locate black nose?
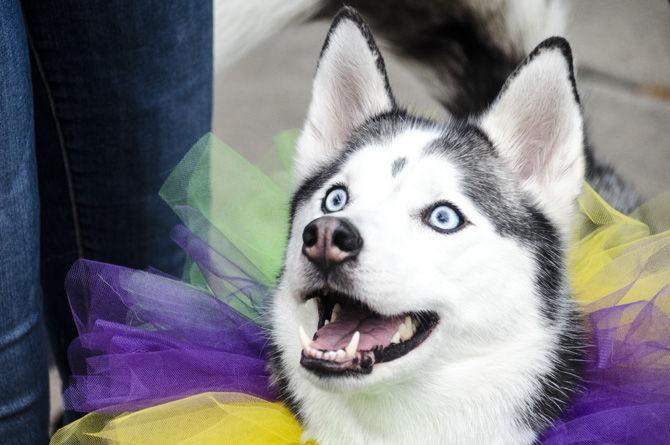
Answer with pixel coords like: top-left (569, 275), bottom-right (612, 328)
top-left (302, 216), bottom-right (362, 270)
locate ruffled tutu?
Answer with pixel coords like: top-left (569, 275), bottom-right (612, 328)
top-left (51, 134), bottom-right (670, 444)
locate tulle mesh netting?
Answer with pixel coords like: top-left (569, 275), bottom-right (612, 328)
top-left (52, 133), bottom-right (670, 444)
top-left (53, 393), bottom-right (309, 445)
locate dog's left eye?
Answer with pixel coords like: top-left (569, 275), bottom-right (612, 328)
top-left (424, 203), bottom-right (465, 233)
top-left (323, 186), bottom-right (348, 213)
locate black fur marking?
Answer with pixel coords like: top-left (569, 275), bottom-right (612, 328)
top-left (391, 157), bottom-right (407, 177)
top-left (318, 7), bottom-right (396, 108)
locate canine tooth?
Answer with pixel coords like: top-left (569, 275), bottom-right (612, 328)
top-left (335, 349), bottom-right (346, 361)
top-left (331, 304), bottom-right (341, 322)
top-left (345, 331), bottom-right (360, 358)
top-left (390, 331), bottom-right (401, 344)
top-left (299, 326), bottom-right (312, 350)
top-left (399, 321), bottom-right (413, 340)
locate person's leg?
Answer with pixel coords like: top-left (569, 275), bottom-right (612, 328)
top-left (21, 0), bottom-right (213, 386)
top-left (0, 1), bottom-right (49, 443)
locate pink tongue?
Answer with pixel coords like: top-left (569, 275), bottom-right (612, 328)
top-left (312, 306), bottom-right (404, 351)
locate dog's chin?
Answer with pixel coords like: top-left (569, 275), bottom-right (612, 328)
top-left (293, 287), bottom-right (440, 390)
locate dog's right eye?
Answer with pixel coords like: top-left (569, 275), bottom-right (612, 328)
top-left (423, 202), bottom-right (466, 233)
top-left (322, 186), bottom-right (348, 213)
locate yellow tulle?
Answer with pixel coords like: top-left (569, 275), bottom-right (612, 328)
top-left (51, 184), bottom-right (670, 445)
top-left (570, 183), bottom-right (670, 306)
top-left (50, 393), bottom-right (310, 445)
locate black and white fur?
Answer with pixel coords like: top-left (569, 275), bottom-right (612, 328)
top-left (269, 8), bottom-right (592, 444)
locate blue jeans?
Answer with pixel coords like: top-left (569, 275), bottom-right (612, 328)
top-left (0, 1), bottom-right (212, 443)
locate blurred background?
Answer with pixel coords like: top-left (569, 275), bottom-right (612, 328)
top-left (49, 0), bottom-right (669, 427)
top-left (214, 0), bottom-right (669, 198)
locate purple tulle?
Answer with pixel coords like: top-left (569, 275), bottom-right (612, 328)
top-left (540, 288), bottom-right (670, 443)
top-left (63, 256), bottom-right (274, 412)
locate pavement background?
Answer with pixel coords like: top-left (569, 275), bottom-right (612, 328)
top-left (50, 0), bottom-right (669, 431)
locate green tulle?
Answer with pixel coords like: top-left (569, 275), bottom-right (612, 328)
top-left (159, 131), bottom-right (296, 319)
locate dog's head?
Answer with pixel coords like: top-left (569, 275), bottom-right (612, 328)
top-left (271, 7), bottom-right (584, 406)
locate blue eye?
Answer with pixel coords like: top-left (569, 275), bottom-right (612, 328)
top-left (425, 203), bottom-right (465, 233)
top-left (323, 186), bottom-right (348, 213)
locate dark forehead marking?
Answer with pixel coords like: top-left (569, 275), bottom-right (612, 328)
top-left (290, 109), bottom-right (437, 220)
top-left (391, 157), bottom-right (407, 177)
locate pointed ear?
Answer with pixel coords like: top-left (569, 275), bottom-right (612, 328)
top-left (481, 37), bottom-right (585, 230)
top-left (294, 7), bottom-right (395, 182)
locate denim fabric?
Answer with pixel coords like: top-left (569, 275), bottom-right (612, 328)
top-left (0, 0), bottom-right (212, 442)
top-left (0, 2), bottom-right (49, 444)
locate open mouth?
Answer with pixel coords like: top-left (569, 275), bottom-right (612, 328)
top-left (299, 289), bottom-right (439, 376)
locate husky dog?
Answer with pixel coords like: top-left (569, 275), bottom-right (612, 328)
top-left (268, 6), bottom-right (594, 445)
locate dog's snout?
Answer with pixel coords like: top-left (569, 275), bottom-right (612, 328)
top-left (302, 216), bottom-right (362, 270)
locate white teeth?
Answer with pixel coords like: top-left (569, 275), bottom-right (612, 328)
top-left (345, 331), bottom-right (360, 358)
top-left (331, 304), bottom-right (341, 322)
top-left (305, 333), bottom-right (358, 362)
top-left (398, 323), bottom-right (410, 340)
top-left (398, 316), bottom-right (416, 341)
top-left (390, 331), bottom-right (401, 344)
top-left (324, 320), bottom-right (329, 326)
top-left (299, 325), bottom-right (313, 350)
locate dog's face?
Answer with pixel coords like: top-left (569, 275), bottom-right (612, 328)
top-left (271, 8), bottom-right (584, 433)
